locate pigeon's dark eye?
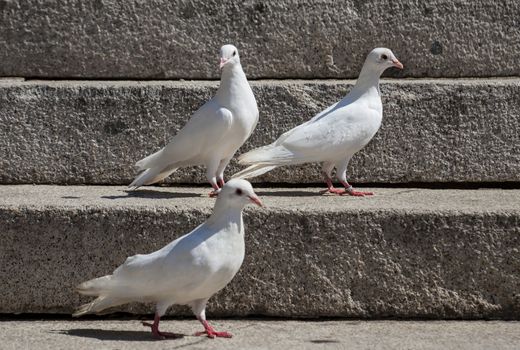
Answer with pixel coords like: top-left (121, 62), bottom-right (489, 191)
top-left (235, 188), bottom-right (243, 195)
top-left (232, 51), bottom-right (237, 57)
top-left (381, 54), bottom-right (388, 60)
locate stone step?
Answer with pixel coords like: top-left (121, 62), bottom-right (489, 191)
top-left (0, 1), bottom-right (519, 79)
top-left (1, 79), bottom-right (519, 185)
top-left (1, 185), bottom-right (518, 318)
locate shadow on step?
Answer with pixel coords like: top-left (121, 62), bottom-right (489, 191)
top-left (100, 190), bottom-right (202, 200)
top-left (56, 329), bottom-right (201, 344)
top-left (57, 328), bottom-right (154, 341)
top-left (255, 190), bottom-right (322, 197)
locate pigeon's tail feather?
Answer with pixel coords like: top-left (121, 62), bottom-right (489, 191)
top-left (128, 165), bottom-right (178, 189)
top-left (74, 275), bottom-right (130, 317)
top-left (148, 166), bottom-right (178, 184)
top-left (73, 296), bottom-right (126, 317)
top-left (135, 150), bottom-right (162, 171)
top-left (238, 144), bottom-right (294, 165)
top-left (232, 164), bottom-right (278, 179)
top-left (238, 146), bottom-right (274, 165)
top-left (129, 168), bottom-right (156, 189)
top-left (76, 275), bottom-right (114, 297)
top-left (233, 144), bottom-right (297, 179)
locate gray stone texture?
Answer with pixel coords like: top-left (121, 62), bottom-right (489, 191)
top-left (0, 0), bottom-right (519, 79)
top-left (1, 79), bottom-right (519, 185)
top-left (1, 185), bottom-right (519, 318)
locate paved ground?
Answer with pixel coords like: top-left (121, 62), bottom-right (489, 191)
top-left (1, 319), bottom-right (519, 350)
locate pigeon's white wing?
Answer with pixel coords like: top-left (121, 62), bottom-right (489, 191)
top-left (306, 101), bottom-right (341, 123)
top-left (137, 100), bottom-right (233, 170)
top-left (277, 102), bottom-right (376, 159)
top-left (161, 101), bottom-right (233, 162)
top-left (237, 101), bottom-right (368, 168)
top-left (106, 247), bottom-right (185, 298)
top-left (111, 220), bottom-right (238, 300)
top-left (272, 101), bottom-right (340, 146)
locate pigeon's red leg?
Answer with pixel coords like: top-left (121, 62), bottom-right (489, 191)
top-left (207, 161), bottom-right (222, 197)
top-left (215, 157), bottom-right (231, 189)
top-left (195, 318), bottom-right (232, 338)
top-left (208, 181), bottom-right (221, 198)
top-left (320, 174), bottom-right (347, 195)
top-left (142, 313), bottom-right (181, 339)
top-left (340, 180), bottom-right (374, 197)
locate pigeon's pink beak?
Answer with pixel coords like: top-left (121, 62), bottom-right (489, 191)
top-left (248, 195), bottom-right (263, 207)
top-left (392, 59), bottom-right (404, 69)
top-left (219, 58), bottom-right (228, 69)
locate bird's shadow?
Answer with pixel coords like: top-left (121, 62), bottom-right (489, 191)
top-left (101, 189), bottom-right (203, 200)
top-left (56, 329), bottom-right (210, 348)
top-left (57, 328), bottom-right (156, 342)
top-left (255, 190), bottom-right (323, 197)
top-left (309, 339), bottom-right (341, 344)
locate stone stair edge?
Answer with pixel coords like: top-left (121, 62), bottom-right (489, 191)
top-left (1, 77), bottom-right (520, 87)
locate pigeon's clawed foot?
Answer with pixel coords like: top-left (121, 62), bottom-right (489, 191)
top-left (209, 188), bottom-right (221, 197)
top-left (209, 181), bottom-right (222, 197)
top-left (210, 177), bottom-right (226, 197)
top-left (345, 189), bottom-right (374, 197)
top-left (321, 187), bottom-right (347, 195)
top-left (195, 329), bottom-right (233, 338)
top-left (341, 182), bottom-right (374, 197)
top-left (195, 320), bottom-right (233, 339)
top-left (322, 178), bottom-right (348, 195)
top-left (142, 317), bottom-right (183, 340)
top-left (322, 179), bottom-right (374, 197)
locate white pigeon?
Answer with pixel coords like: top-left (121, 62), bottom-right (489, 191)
top-left (233, 48), bottom-right (403, 196)
top-left (129, 44), bottom-right (259, 196)
top-left (73, 179), bottom-right (263, 339)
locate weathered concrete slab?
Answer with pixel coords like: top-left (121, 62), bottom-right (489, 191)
top-left (0, 1), bottom-right (519, 79)
top-left (1, 320), bottom-right (519, 350)
top-left (1, 185), bottom-right (519, 318)
top-left (1, 79), bottom-right (519, 184)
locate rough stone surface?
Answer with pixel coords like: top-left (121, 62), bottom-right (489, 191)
top-left (1, 185), bottom-right (519, 318)
top-left (0, 1), bottom-right (519, 79)
top-left (1, 79), bottom-right (519, 185)
top-left (1, 320), bottom-right (519, 350)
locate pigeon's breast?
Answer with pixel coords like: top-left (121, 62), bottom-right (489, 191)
top-left (234, 107), bottom-right (259, 139)
top-left (354, 108), bottom-right (382, 147)
top-left (217, 99), bottom-right (259, 154)
top-left (175, 227), bottom-right (246, 303)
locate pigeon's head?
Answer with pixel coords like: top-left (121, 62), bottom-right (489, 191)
top-left (365, 48), bottom-right (403, 72)
top-left (218, 179), bottom-right (263, 208)
top-left (219, 44), bottom-right (240, 69)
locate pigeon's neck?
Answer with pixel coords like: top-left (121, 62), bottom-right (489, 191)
top-left (216, 64), bottom-right (250, 103)
top-left (207, 203), bottom-right (244, 233)
top-left (349, 65), bottom-right (384, 100)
